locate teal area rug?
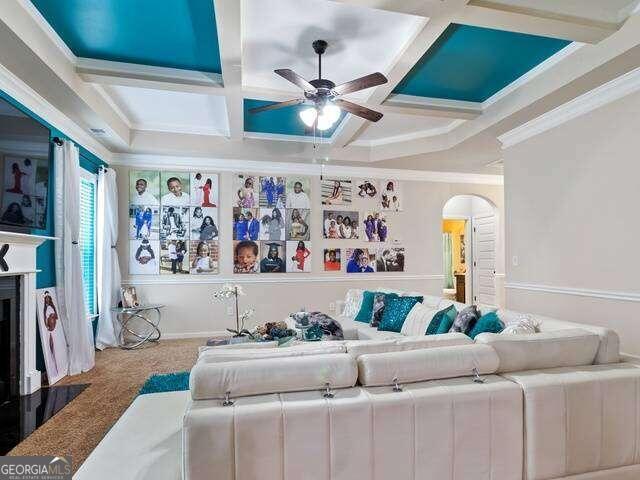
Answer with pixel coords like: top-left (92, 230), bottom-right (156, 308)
top-left (139, 371), bottom-right (190, 395)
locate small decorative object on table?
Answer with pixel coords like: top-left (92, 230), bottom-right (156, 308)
top-left (212, 284), bottom-right (255, 343)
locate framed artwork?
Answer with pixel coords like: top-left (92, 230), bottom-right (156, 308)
top-left (259, 241), bottom-right (286, 273)
top-left (362, 211), bottom-right (388, 242)
top-left (160, 239), bottom-right (189, 275)
top-left (190, 172), bottom-right (218, 207)
top-left (120, 286), bottom-right (139, 308)
top-left (35, 288), bottom-right (69, 385)
top-left (285, 177), bottom-right (311, 209)
top-left (130, 170), bottom-right (160, 206)
top-left (258, 207), bottom-right (285, 241)
top-left (259, 176), bottom-right (286, 208)
top-left (376, 247), bottom-right (405, 272)
top-left (286, 208), bottom-right (310, 241)
top-left (345, 248), bottom-right (376, 273)
top-left (321, 177), bottom-right (351, 205)
top-left (380, 179), bottom-right (401, 211)
top-left (234, 174), bottom-right (258, 208)
top-left (323, 210), bottom-right (359, 239)
top-left (190, 206), bottom-right (218, 241)
top-left (129, 238), bottom-right (159, 275)
top-left (233, 207), bottom-right (259, 241)
top-left (129, 205), bottom-right (159, 240)
top-left (233, 240), bottom-right (260, 274)
top-left (287, 241), bottom-right (312, 273)
top-left (160, 206), bottom-right (189, 241)
top-left (189, 240), bottom-right (219, 274)
top-left (323, 248), bottom-right (341, 271)
top-left (160, 171), bottom-right (190, 206)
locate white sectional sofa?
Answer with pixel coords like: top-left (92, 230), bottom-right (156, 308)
top-left (182, 289), bottom-right (638, 480)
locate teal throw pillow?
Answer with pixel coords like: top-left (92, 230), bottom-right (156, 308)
top-left (378, 296), bottom-right (423, 333)
top-left (354, 291), bottom-right (377, 323)
top-left (467, 311), bottom-right (504, 339)
top-left (435, 305), bottom-right (458, 334)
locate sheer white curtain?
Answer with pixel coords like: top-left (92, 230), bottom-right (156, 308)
top-left (54, 140), bottom-right (95, 374)
top-left (96, 167), bottom-right (121, 349)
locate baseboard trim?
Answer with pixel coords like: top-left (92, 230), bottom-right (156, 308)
top-left (162, 330), bottom-right (228, 340)
top-left (123, 274), bottom-right (445, 286)
top-left (506, 282), bottom-right (640, 303)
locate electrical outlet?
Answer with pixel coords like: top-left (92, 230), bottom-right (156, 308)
top-left (226, 306), bottom-right (234, 316)
top-left (329, 302), bottom-right (336, 312)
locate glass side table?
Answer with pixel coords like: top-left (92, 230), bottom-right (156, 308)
top-left (111, 304), bottom-right (163, 349)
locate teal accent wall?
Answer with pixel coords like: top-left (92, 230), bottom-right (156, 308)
top-left (393, 24), bottom-right (570, 102)
top-left (0, 89), bottom-right (107, 370)
top-left (244, 99), bottom-right (347, 138)
top-left (30, 0), bottom-right (222, 74)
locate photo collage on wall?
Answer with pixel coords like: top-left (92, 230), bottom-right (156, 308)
top-left (0, 155), bottom-right (49, 229)
top-left (322, 176), bottom-right (405, 273)
top-left (129, 170), bottom-right (219, 275)
top-left (233, 174), bottom-right (312, 273)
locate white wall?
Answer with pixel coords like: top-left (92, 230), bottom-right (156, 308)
top-left (114, 161), bottom-right (503, 337)
top-left (504, 88), bottom-right (640, 355)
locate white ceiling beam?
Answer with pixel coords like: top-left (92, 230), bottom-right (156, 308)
top-left (76, 57), bottom-right (224, 94)
top-left (214, 0), bottom-right (243, 141)
top-left (457, 1), bottom-right (620, 44)
top-left (331, 0), bottom-right (472, 148)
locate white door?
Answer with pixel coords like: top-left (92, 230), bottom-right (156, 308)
top-left (472, 214), bottom-right (496, 306)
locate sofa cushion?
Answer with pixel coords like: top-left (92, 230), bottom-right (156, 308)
top-left (357, 344), bottom-right (499, 386)
top-left (345, 333), bottom-right (472, 358)
top-left (198, 343), bottom-right (347, 363)
top-left (190, 353), bottom-right (357, 400)
top-left (400, 302), bottom-right (439, 336)
top-left (475, 328), bottom-right (600, 373)
top-left (378, 296), bottom-right (423, 333)
top-left (426, 304), bottom-right (456, 335)
top-left (468, 311), bottom-right (504, 339)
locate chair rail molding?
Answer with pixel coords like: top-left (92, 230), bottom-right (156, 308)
top-left (498, 66), bottom-right (640, 149)
top-left (506, 281), bottom-right (640, 303)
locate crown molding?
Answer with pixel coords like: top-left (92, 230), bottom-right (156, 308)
top-left (110, 153), bottom-right (504, 185)
top-left (506, 281), bottom-right (640, 303)
top-left (498, 66), bottom-right (640, 149)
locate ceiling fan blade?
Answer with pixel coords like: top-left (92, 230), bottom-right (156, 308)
top-left (332, 72), bottom-right (388, 96)
top-left (248, 98), bottom-right (305, 114)
top-left (274, 69), bottom-right (317, 92)
top-left (334, 99), bottom-right (383, 122)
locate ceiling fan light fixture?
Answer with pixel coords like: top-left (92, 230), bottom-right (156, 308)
top-left (299, 107), bottom-right (317, 127)
top-left (322, 103), bottom-right (341, 124)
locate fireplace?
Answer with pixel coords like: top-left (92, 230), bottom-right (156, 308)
top-left (0, 276), bottom-right (20, 402)
top-left (0, 231), bottom-right (56, 396)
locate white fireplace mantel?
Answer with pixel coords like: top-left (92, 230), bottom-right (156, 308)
top-left (0, 231), bottom-right (58, 395)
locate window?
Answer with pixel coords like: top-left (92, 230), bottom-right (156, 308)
top-left (79, 171), bottom-right (97, 317)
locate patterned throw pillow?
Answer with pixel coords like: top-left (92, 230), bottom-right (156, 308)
top-left (449, 305), bottom-right (480, 334)
top-left (378, 296), bottom-right (423, 333)
top-left (426, 304), bottom-right (457, 335)
top-left (369, 293), bottom-right (387, 328)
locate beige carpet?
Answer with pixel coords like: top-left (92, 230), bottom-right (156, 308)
top-left (8, 338), bottom-right (204, 473)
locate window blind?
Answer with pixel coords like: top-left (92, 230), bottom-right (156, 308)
top-left (79, 176), bottom-right (96, 316)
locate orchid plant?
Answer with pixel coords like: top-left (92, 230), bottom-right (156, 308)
top-left (213, 284), bottom-right (255, 337)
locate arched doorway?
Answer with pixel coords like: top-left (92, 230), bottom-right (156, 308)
top-left (442, 195), bottom-right (499, 307)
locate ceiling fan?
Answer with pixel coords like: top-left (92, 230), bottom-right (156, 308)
top-left (248, 39), bottom-right (387, 131)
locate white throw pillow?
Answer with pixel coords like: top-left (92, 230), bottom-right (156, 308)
top-left (500, 314), bottom-right (541, 334)
top-left (400, 302), bottom-right (439, 336)
top-left (342, 289), bottom-right (364, 318)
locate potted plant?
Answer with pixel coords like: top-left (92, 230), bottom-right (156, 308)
top-left (213, 284), bottom-right (255, 343)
